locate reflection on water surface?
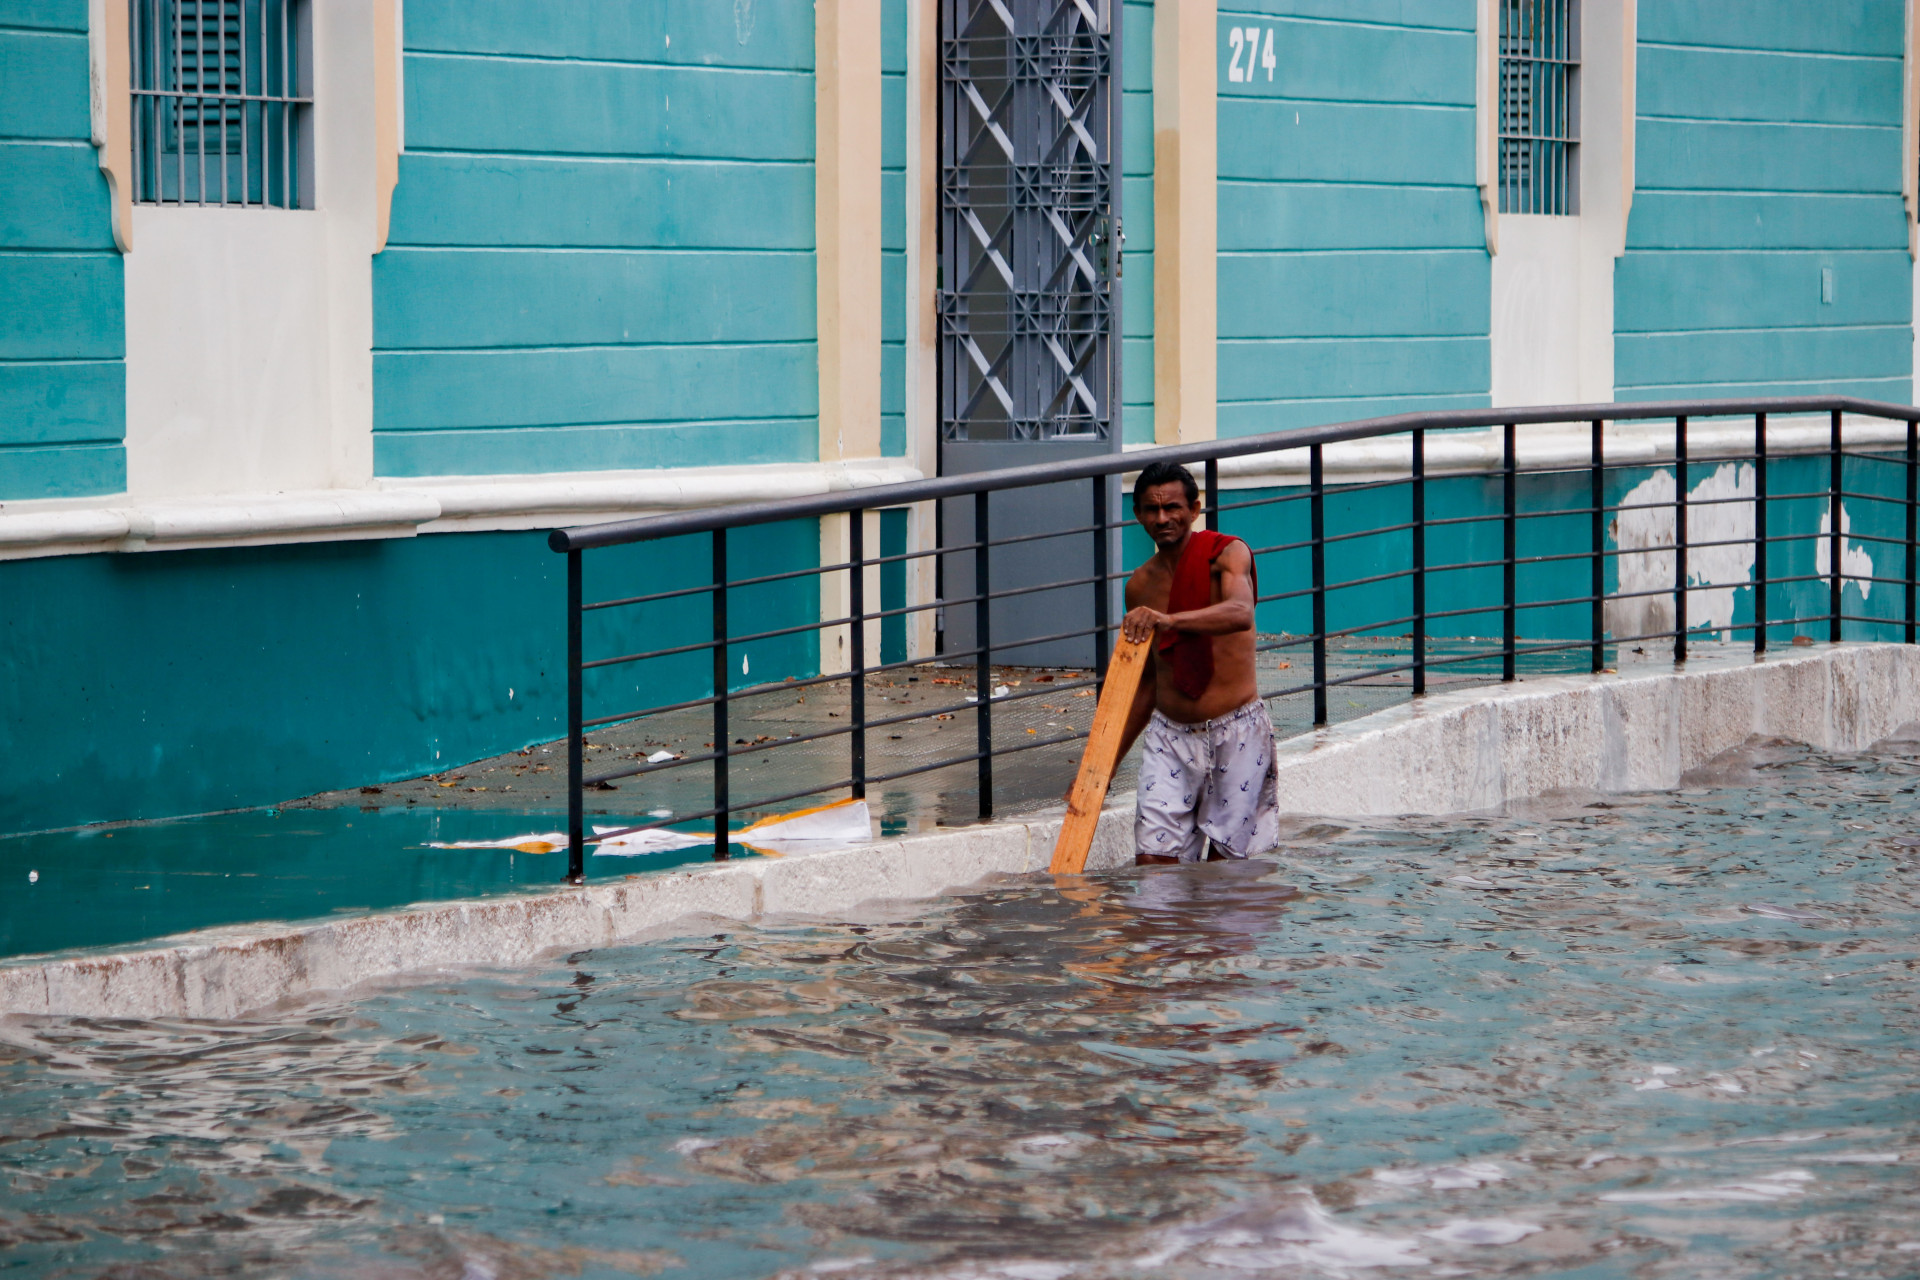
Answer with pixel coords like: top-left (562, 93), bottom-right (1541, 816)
top-left (5, 736), bottom-right (1920, 1278)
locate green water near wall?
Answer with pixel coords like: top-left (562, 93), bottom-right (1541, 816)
top-left (0, 523), bottom-right (820, 837)
top-left (0, 807), bottom-right (743, 962)
top-left (4, 738), bottom-right (1920, 1277)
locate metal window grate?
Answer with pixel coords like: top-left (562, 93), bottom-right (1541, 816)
top-left (1499, 0), bottom-right (1577, 215)
top-left (130, 0), bottom-right (310, 209)
top-left (939, 0), bottom-right (1118, 442)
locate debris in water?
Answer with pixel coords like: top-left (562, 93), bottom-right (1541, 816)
top-left (1424, 1219), bottom-right (1540, 1245)
top-left (1601, 1169), bottom-right (1813, 1203)
top-left (1374, 1161), bottom-right (1507, 1191)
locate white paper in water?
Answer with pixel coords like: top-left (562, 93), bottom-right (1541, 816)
top-left (594, 798), bottom-right (873, 857)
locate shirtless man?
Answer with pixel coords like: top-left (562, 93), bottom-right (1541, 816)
top-left (1115, 460), bottom-right (1279, 865)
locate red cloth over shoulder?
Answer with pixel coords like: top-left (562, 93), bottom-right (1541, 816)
top-left (1158, 529), bottom-right (1252, 700)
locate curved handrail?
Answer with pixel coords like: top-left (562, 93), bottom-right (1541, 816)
top-left (549, 395), bottom-right (1920, 552)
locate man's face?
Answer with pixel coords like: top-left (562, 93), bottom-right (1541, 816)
top-left (1135, 481), bottom-right (1198, 550)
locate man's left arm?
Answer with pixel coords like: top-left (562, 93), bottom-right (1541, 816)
top-left (1167, 540), bottom-right (1255, 636)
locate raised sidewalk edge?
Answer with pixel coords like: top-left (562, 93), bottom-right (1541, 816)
top-left (6, 642), bottom-right (1916, 1020)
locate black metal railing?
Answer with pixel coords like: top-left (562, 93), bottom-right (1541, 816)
top-left (548, 396), bottom-right (1920, 881)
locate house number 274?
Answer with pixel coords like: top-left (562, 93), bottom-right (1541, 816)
top-left (1227, 26), bottom-right (1276, 82)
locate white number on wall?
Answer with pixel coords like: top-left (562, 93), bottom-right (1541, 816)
top-left (1226, 25), bottom-right (1277, 83)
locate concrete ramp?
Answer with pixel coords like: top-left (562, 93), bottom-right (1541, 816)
top-left (6, 642), bottom-right (1916, 1020)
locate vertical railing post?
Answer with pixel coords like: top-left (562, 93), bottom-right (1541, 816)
top-left (711, 529), bottom-right (729, 861)
top-left (1411, 428), bottom-right (1426, 696)
top-left (1590, 418), bottom-right (1605, 672)
top-left (566, 549), bottom-right (584, 884)
top-left (1205, 458), bottom-right (1220, 533)
top-left (1906, 418), bottom-right (1917, 645)
top-left (1674, 415), bottom-right (1688, 664)
top-left (1829, 408), bottom-right (1844, 644)
top-left (1310, 443), bottom-right (1327, 725)
top-left (1754, 413), bottom-right (1769, 654)
top-left (1502, 422), bottom-right (1516, 682)
top-left (1092, 475), bottom-right (1111, 685)
top-left (974, 490), bottom-right (993, 819)
top-left (848, 511), bottom-right (867, 800)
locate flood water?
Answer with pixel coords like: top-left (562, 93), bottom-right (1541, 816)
top-left (4, 735), bottom-right (1920, 1278)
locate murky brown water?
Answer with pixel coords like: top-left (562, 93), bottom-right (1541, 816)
top-left (5, 735), bottom-right (1920, 1278)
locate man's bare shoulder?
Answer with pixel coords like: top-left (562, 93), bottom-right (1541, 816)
top-left (1213, 537), bottom-right (1253, 574)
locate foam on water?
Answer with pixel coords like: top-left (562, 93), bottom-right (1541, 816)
top-left (4, 735), bottom-right (1920, 1277)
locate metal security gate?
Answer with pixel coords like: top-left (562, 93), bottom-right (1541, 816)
top-left (939, 0), bottom-right (1121, 666)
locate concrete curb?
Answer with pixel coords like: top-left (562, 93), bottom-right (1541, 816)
top-left (6, 642), bottom-right (1916, 1020)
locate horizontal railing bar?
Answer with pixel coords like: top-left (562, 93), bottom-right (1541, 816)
top-left (586, 678), bottom-right (1048, 784)
top-left (866, 729), bottom-right (1090, 784)
top-left (1831, 530), bottom-right (1917, 551)
top-left (1209, 489), bottom-right (1315, 515)
top-left (580, 646), bottom-right (1030, 729)
top-left (604, 726), bottom-right (1098, 826)
top-left (1835, 573), bottom-right (1920, 588)
top-left (1830, 488), bottom-right (1917, 508)
top-left (588, 540), bottom-right (977, 613)
top-left (586, 555), bottom-right (1145, 672)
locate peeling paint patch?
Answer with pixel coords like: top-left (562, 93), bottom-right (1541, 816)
top-left (1610, 464), bottom-right (1756, 641)
top-left (1814, 506), bottom-right (1875, 599)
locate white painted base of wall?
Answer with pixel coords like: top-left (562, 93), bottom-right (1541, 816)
top-left (6, 642), bottom-right (1915, 1019)
top-left (0, 460), bottom-right (924, 559)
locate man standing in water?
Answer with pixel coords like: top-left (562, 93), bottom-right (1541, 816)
top-left (1116, 460), bottom-right (1279, 864)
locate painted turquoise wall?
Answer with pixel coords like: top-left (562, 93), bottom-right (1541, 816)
top-left (1122, 0), bottom-right (1155, 445)
top-left (372, 2), bottom-right (819, 477)
top-left (1619, 0), bottom-right (1912, 402)
top-left (0, 524), bottom-right (820, 836)
top-left (881, 0), bottom-right (908, 457)
top-left (1213, 1), bottom-right (1490, 439)
top-left (0, 0), bottom-right (126, 499)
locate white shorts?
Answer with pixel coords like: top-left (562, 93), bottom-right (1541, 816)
top-left (1135, 699), bottom-right (1280, 862)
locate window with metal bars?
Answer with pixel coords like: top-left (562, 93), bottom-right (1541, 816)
top-left (1499, 0), bottom-right (1577, 215)
top-left (130, 0), bottom-right (311, 208)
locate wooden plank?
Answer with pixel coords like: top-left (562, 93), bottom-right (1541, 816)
top-left (1049, 633), bottom-right (1150, 874)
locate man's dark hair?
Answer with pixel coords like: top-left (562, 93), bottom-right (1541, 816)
top-left (1133, 460), bottom-right (1199, 508)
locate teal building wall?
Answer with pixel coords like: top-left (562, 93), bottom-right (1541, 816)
top-left (1618, 0), bottom-right (1912, 402)
top-left (372, 1), bottom-right (821, 476)
top-left (1214, 1), bottom-right (1490, 439)
top-left (0, 0), bottom-right (126, 498)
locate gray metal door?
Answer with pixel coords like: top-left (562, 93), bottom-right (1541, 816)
top-left (939, 0), bottom-right (1121, 668)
